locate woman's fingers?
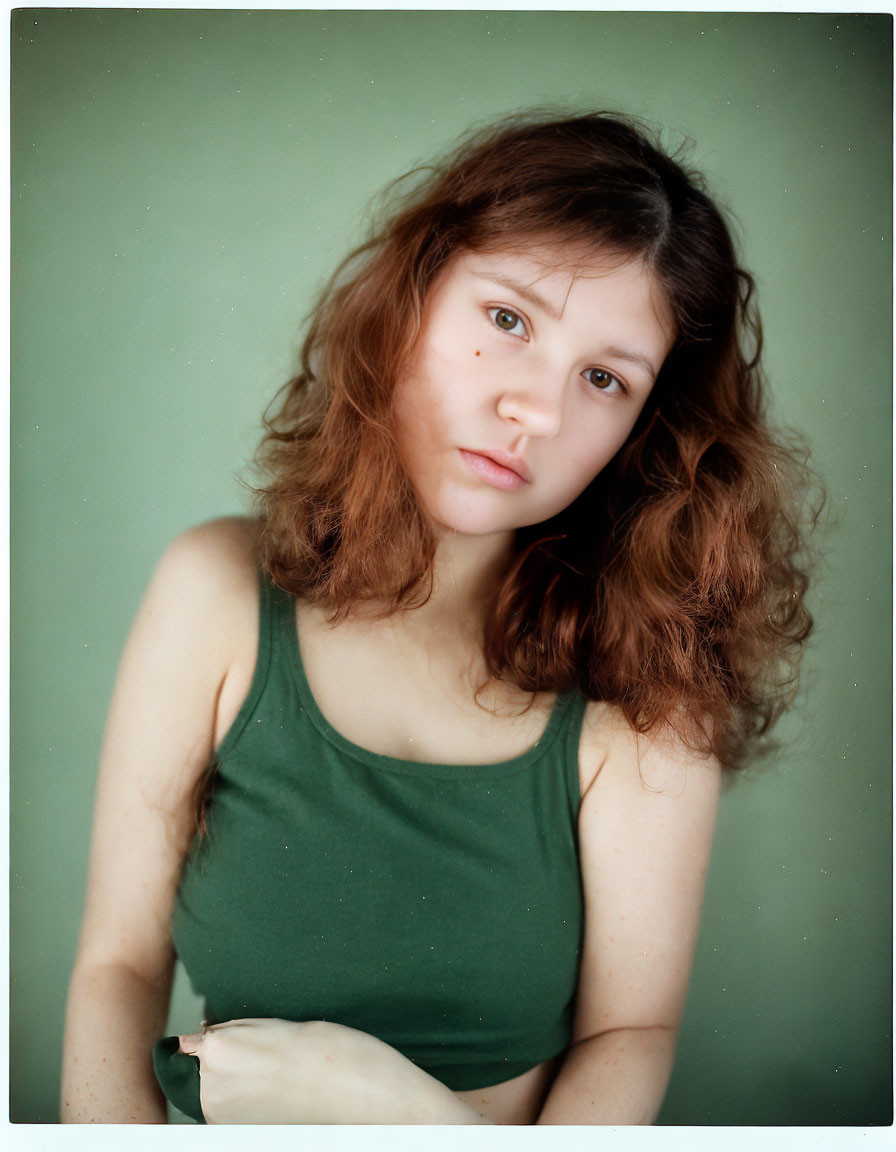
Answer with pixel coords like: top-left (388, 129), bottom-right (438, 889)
top-left (179, 1017), bottom-right (262, 1055)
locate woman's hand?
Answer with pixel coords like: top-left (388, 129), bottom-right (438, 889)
top-left (178, 1018), bottom-right (491, 1125)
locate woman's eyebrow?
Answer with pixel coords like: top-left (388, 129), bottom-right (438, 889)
top-left (472, 272), bottom-right (563, 321)
top-left (474, 271), bottom-right (660, 383)
top-left (601, 345), bottom-right (661, 384)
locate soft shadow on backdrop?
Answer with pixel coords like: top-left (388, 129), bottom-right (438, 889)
top-left (11, 8), bottom-right (892, 1125)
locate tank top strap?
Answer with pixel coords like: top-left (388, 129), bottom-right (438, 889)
top-left (260, 567), bottom-right (298, 626)
top-left (551, 688), bottom-right (587, 830)
top-left (213, 569), bottom-right (295, 763)
top-left (258, 568), bottom-right (303, 681)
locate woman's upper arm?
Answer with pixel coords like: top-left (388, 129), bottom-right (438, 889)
top-left (73, 517), bottom-right (259, 985)
top-left (572, 706), bottom-right (723, 1043)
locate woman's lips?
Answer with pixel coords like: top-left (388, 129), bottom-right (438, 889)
top-left (459, 449), bottom-right (530, 491)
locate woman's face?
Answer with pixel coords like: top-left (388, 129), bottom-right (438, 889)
top-left (393, 243), bottom-right (675, 542)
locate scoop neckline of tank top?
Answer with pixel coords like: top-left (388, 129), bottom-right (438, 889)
top-left (282, 599), bottom-right (580, 779)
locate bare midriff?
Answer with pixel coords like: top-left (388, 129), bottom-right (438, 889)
top-left (454, 1055), bottom-right (560, 1124)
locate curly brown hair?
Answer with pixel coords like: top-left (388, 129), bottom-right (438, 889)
top-left (255, 111), bottom-right (817, 769)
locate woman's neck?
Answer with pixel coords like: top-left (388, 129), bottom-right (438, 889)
top-left (324, 528), bottom-right (521, 705)
top-left (394, 527), bottom-right (513, 642)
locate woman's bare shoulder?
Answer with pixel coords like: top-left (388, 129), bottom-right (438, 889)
top-left (578, 699), bottom-right (721, 800)
top-left (157, 515), bottom-right (261, 592)
top-left (130, 516), bottom-right (262, 698)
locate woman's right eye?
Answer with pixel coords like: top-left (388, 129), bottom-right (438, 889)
top-left (488, 307), bottom-right (527, 338)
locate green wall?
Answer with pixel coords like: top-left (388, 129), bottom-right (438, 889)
top-left (11, 9), bottom-right (892, 1126)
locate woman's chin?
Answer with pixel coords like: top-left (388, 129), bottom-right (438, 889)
top-left (427, 509), bottom-right (518, 548)
top-left (418, 485), bottom-right (565, 547)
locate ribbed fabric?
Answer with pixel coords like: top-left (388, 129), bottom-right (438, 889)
top-left (154, 574), bottom-right (586, 1121)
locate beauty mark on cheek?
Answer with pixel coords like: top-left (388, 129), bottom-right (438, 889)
top-left (475, 350), bottom-right (481, 357)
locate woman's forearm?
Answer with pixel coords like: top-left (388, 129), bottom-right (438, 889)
top-left (61, 960), bottom-right (172, 1123)
top-left (536, 1026), bottom-right (678, 1125)
top-left (402, 1026), bottom-right (677, 1126)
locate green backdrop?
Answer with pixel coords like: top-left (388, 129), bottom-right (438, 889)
top-left (11, 8), bottom-right (892, 1126)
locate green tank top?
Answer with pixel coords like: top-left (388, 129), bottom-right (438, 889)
top-left (153, 574), bottom-right (586, 1121)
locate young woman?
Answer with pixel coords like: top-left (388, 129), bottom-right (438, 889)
top-left (61, 112), bottom-right (813, 1125)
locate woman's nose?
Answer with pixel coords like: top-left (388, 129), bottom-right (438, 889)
top-left (495, 379), bottom-right (564, 439)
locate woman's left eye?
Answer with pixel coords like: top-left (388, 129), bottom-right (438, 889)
top-left (488, 307), bottom-right (527, 337)
top-left (583, 368), bottom-right (626, 395)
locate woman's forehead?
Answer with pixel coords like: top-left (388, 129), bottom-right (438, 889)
top-left (466, 235), bottom-right (614, 269)
top-left (448, 243), bottom-right (675, 337)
